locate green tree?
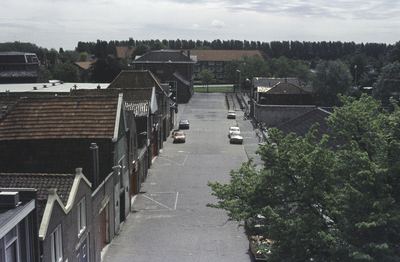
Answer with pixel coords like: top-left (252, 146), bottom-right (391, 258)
top-left (372, 61), bottom-right (400, 105)
top-left (131, 44), bottom-right (151, 58)
top-left (242, 55), bottom-right (271, 83)
top-left (311, 60), bottom-right (352, 106)
top-left (198, 69), bottom-right (214, 92)
top-left (388, 41), bottom-right (400, 63)
top-left (50, 62), bottom-right (80, 82)
top-left (58, 50), bottom-right (79, 63)
top-left (78, 52), bottom-right (88, 62)
top-left (90, 57), bottom-right (122, 83)
top-left (208, 94), bottom-right (400, 261)
top-left (150, 40), bottom-right (168, 51)
top-left (224, 59), bottom-right (241, 89)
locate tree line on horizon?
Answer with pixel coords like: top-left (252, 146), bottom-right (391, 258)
top-left (76, 38), bottom-right (391, 61)
top-left (0, 38), bottom-right (392, 61)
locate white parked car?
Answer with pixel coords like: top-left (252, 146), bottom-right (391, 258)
top-left (228, 126), bottom-right (240, 137)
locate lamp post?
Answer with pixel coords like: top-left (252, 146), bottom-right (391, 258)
top-left (354, 65), bottom-right (357, 87)
top-left (237, 70), bottom-right (242, 93)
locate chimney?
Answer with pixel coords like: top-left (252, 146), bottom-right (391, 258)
top-left (0, 191), bottom-right (19, 208)
top-left (90, 143), bottom-right (99, 188)
top-left (188, 50), bottom-right (190, 59)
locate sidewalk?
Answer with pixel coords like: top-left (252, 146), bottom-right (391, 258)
top-left (232, 95), bottom-right (264, 170)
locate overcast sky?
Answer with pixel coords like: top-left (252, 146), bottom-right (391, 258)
top-left (1, 0), bottom-right (400, 51)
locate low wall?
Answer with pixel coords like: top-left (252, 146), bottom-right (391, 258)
top-left (253, 101), bottom-right (315, 128)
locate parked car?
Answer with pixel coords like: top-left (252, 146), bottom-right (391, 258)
top-left (230, 131), bottom-right (243, 144)
top-left (179, 120), bottom-right (190, 129)
top-left (249, 235), bottom-right (274, 261)
top-left (227, 110), bottom-right (236, 119)
top-left (228, 126), bottom-right (240, 137)
top-left (173, 131), bottom-right (186, 143)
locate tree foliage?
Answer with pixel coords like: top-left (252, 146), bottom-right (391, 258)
top-left (311, 60), bottom-right (352, 106)
top-left (208, 94), bottom-right (400, 262)
top-left (90, 58), bottom-right (122, 83)
top-left (50, 62), bottom-right (80, 82)
top-left (372, 61), bottom-right (400, 105)
top-left (198, 69), bottom-right (214, 92)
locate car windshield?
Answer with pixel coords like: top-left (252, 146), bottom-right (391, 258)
top-left (231, 132), bottom-right (242, 137)
top-left (175, 132), bottom-right (184, 136)
top-left (230, 127), bottom-right (239, 132)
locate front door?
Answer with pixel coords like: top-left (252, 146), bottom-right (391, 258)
top-left (76, 237), bottom-right (88, 262)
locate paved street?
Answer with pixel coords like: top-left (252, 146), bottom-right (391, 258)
top-left (102, 93), bottom-right (263, 262)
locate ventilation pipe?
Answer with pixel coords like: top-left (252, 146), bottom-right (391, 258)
top-left (90, 143), bottom-right (99, 188)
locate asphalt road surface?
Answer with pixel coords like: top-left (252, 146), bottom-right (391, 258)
top-left (102, 93), bottom-right (262, 262)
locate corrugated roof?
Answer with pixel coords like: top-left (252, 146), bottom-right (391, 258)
top-left (181, 50), bottom-right (262, 61)
top-left (260, 82), bottom-right (309, 95)
top-left (0, 82), bottom-right (109, 93)
top-left (133, 50), bottom-right (194, 63)
top-left (0, 96), bottom-right (119, 140)
top-left (253, 77), bottom-right (301, 87)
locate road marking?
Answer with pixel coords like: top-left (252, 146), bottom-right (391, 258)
top-left (174, 192), bottom-right (179, 210)
top-left (143, 194), bottom-right (173, 210)
top-left (159, 155), bottom-right (188, 166)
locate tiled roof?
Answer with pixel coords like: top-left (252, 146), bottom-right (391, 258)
top-left (253, 77), bottom-right (301, 87)
top-left (74, 59), bottom-right (97, 70)
top-left (181, 50), bottom-right (262, 61)
top-left (108, 70), bottom-right (167, 97)
top-left (0, 172), bottom-right (75, 220)
top-left (133, 50), bottom-right (194, 63)
top-left (0, 71), bottom-right (38, 78)
top-left (274, 108), bottom-right (337, 148)
top-left (116, 46), bottom-right (135, 59)
top-left (0, 95), bottom-right (20, 116)
top-left (0, 96), bottom-right (119, 141)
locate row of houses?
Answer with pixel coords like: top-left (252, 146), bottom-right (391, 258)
top-left (0, 68), bottom-right (180, 262)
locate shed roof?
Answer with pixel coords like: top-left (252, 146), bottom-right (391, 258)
top-left (274, 107), bottom-right (337, 148)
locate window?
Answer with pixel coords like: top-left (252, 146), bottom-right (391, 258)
top-left (208, 61), bottom-right (215, 66)
top-left (78, 198), bottom-right (86, 236)
top-left (51, 225), bottom-right (63, 262)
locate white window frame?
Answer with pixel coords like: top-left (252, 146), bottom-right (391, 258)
top-left (78, 198), bottom-right (87, 236)
top-left (50, 225), bottom-right (63, 262)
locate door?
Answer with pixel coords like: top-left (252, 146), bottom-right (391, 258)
top-left (114, 183), bottom-right (120, 233)
top-left (76, 237), bottom-right (88, 262)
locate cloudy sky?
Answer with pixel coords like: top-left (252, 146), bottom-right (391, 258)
top-left (1, 0), bottom-right (400, 51)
